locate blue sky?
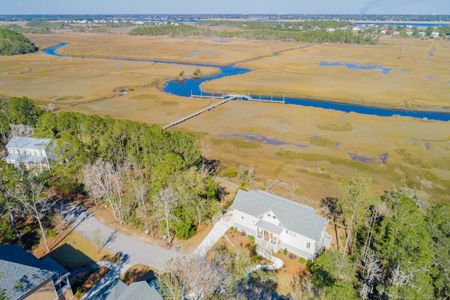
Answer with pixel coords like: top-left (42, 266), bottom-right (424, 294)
top-left (1, 0), bottom-right (449, 15)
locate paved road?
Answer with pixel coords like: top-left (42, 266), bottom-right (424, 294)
top-left (194, 215), bottom-right (233, 257)
top-left (60, 204), bottom-right (179, 271)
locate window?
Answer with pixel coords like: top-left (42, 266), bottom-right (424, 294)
top-left (241, 216), bottom-right (244, 220)
top-left (306, 242), bottom-right (311, 249)
top-left (272, 215), bottom-right (276, 219)
top-left (267, 213), bottom-right (271, 217)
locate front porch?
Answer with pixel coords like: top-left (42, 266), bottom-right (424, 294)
top-left (256, 220), bottom-right (282, 256)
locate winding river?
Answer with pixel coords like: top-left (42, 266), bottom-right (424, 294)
top-left (44, 42), bottom-right (450, 122)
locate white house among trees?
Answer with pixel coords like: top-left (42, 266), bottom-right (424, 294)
top-left (230, 190), bottom-right (331, 259)
top-left (5, 136), bottom-right (52, 170)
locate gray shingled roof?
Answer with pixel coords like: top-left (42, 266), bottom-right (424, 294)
top-left (40, 256), bottom-right (70, 278)
top-left (6, 136), bottom-right (51, 151)
top-left (118, 282), bottom-right (162, 300)
top-left (6, 153), bottom-right (47, 164)
top-left (255, 220), bottom-right (283, 235)
top-left (231, 190), bottom-right (328, 241)
top-left (104, 280), bottom-right (162, 300)
top-left (0, 245), bottom-right (55, 300)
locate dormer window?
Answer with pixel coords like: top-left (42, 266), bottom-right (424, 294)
top-left (267, 213), bottom-right (271, 217)
top-left (272, 216), bottom-right (276, 219)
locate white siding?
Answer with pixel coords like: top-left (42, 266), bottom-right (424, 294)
top-left (261, 211), bottom-right (281, 226)
top-left (279, 229), bottom-right (317, 258)
top-left (231, 209), bottom-right (258, 236)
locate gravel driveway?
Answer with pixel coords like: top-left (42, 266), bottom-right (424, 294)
top-left (60, 204), bottom-right (179, 271)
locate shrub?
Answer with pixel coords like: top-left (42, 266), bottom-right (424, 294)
top-left (283, 248), bottom-right (288, 255)
top-left (74, 287), bottom-right (84, 298)
top-left (47, 229), bottom-right (57, 238)
top-left (299, 257), bottom-right (306, 264)
top-left (223, 167), bottom-right (238, 178)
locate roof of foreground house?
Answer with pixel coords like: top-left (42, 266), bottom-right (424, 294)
top-left (6, 136), bottom-right (51, 150)
top-left (0, 245), bottom-right (55, 300)
top-left (104, 280), bottom-right (162, 300)
top-left (231, 190), bottom-right (329, 241)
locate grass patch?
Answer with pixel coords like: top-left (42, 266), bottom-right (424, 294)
top-left (50, 231), bottom-right (110, 271)
top-left (120, 264), bottom-right (156, 284)
top-left (155, 100), bottom-right (178, 106)
top-left (222, 167), bottom-right (238, 178)
top-left (129, 94), bottom-right (161, 100)
top-left (316, 121), bottom-right (353, 132)
top-left (229, 138), bottom-right (261, 149)
top-left (395, 148), bottom-right (428, 168)
top-left (47, 229), bottom-right (57, 238)
top-left (55, 95), bottom-right (84, 101)
top-left (276, 150), bottom-right (379, 174)
top-left (295, 168), bottom-right (332, 180)
top-left (310, 137), bottom-right (337, 148)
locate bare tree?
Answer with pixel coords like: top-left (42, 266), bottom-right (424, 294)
top-left (83, 160), bottom-right (125, 223)
top-left (153, 187), bottom-right (178, 245)
top-left (132, 179), bottom-right (151, 233)
top-left (289, 273), bottom-right (316, 300)
top-left (160, 256), bottom-right (227, 300)
top-left (389, 266), bottom-right (414, 288)
top-left (359, 252), bottom-right (384, 300)
top-left (14, 178), bottom-right (55, 253)
top-left (9, 124), bottom-right (34, 137)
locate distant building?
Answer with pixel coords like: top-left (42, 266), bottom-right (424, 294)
top-left (419, 31), bottom-right (427, 37)
top-left (5, 136), bottom-right (52, 170)
top-left (392, 30), bottom-right (401, 36)
top-left (326, 28), bottom-right (336, 33)
top-left (0, 244), bottom-right (72, 300)
top-left (431, 31), bottom-right (440, 38)
top-left (230, 190), bottom-right (331, 259)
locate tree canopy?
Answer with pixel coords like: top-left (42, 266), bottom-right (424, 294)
top-left (0, 28), bottom-right (37, 55)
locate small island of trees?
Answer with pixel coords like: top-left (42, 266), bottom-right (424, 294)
top-left (0, 28), bottom-right (37, 55)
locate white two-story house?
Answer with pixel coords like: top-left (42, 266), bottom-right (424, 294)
top-left (5, 136), bottom-right (52, 170)
top-left (230, 189), bottom-right (331, 259)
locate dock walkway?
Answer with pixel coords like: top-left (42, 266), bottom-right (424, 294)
top-left (163, 98), bottom-right (231, 129)
top-left (163, 94), bottom-right (285, 129)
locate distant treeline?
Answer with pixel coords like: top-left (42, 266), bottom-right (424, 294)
top-left (200, 20), bottom-right (353, 30)
top-left (130, 23), bottom-right (378, 44)
top-left (0, 28), bottom-right (37, 55)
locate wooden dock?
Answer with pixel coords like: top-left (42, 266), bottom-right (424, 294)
top-left (192, 93), bottom-right (285, 104)
top-left (163, 98), bottom-right (231, 129)
top-left (163, 93), bottom-right (285, 129)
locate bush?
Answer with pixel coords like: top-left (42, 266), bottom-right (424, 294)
top-left (47, 229), bottom-right (57, 238)
top-left (74, 287), bottom-right (84, 298)
top-left (299, 257), bottom-right (306, 264)
top-left (283, 248), bottom-right (288, 255)
top-left (223, 167), bottom-right (238, 178)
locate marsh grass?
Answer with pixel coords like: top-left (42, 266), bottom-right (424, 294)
top-left (316, 121), bottom-right (353, 132)
top-left (310, 137), bottom-right (337, 148)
